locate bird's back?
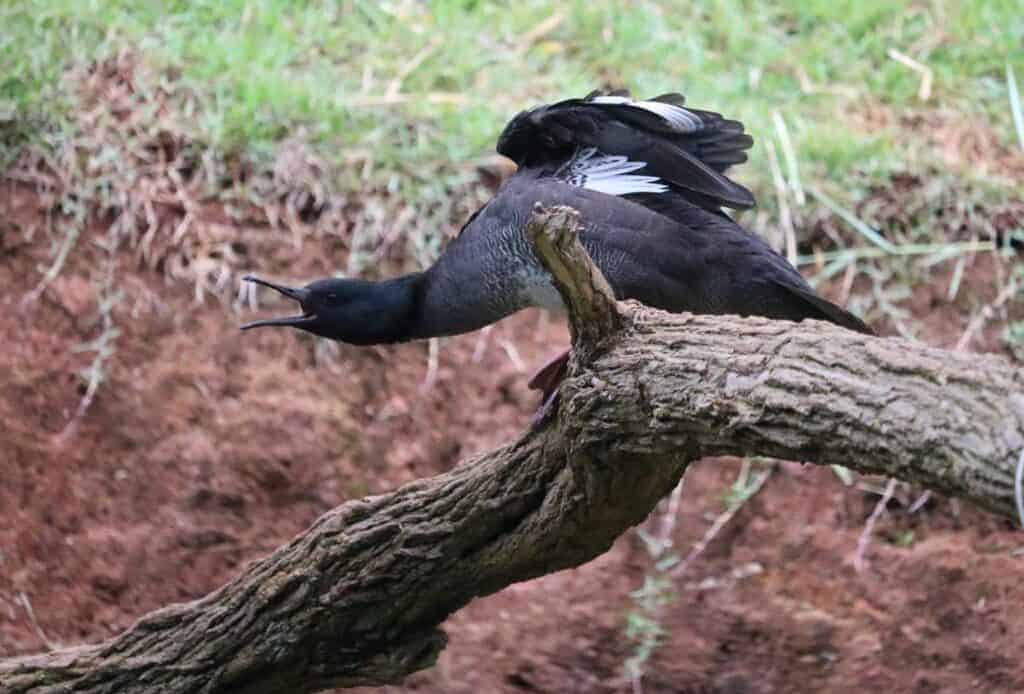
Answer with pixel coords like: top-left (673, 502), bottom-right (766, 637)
top-left (451, 176), bottom-right (839, 320)
top-left (425, 90), bottom-right (871, 336)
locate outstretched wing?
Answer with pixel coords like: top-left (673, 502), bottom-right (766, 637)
top-left (496, 90), bottom-right (755, 211)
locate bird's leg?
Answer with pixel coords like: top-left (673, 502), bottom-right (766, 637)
top-left (528, 348), bottom-right (570, 393)
top-left (528, 348), bottom-right (570, 429)
top-left (531, 389), bottom-right (561, 431)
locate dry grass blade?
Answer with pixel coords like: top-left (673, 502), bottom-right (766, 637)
top-left (955, 276), bottom-right (1018, 351)
top-left (498, 339), bottom-right (525, 372)
top-left (419, 337), bottom-right (440, 393)
top-left (671, 460), bottom-right (772, 577)
top-left (656, 478), bottom-right (685, 549)
top-left (887, 48), bottom-right (933, 101)
top-left (853, 477), bottom-right (898, 573)
top-left (345, 92), bottom-right (472, 107)
top-left (386, 37), bottom-right (442, 98)
top-left (1008, 62), bottom-right (1024, 153)
top-left (908, 490), bottom-right (931, 514)
top-left (771, 111), bottom-right (805, 205)
top-left (18, 592), bottom-right (59, 652)
top-left (471, 325), bottom-right (493, 363)
top-left (515, 12), bottom-right (565, 55)
top-left (806, 186), bottom-right (899, 254)
top-left (797, 240), bottom-right (996, 267)
top-left (794, 66), bottom-right (860, 98)
top-left (1016, 448), bottom-right (1024, 530)
top-left (947, 255), bottom-right (967, 301)
top-left (766, 139), bottom-right (797, 264)
top-left (831, 464), bottom-right (855, 486)
top-left (21, 222), bottom-right (80, 305)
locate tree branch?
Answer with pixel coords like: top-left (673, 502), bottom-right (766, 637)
top-left (527, 203), bottom-right (621, 347)
top-left (3, 206), bottom-right (1022, 693)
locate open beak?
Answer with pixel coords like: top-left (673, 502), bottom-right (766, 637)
top-left (240, 276), bottom-right (316, 330)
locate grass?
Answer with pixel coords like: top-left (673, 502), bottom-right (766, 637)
top-left (3, 0), bottom-right (1022, 201)
top-left (624, 460), bottom-right (773, 690)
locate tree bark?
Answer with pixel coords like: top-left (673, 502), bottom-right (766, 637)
top-left (3, 205), bottom-right (1022, 693)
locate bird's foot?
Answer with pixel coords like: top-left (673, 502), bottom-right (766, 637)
top-left (528, 348), bottom-right (570, 431)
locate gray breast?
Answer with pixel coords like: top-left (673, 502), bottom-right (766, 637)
top-left (516, 266), bottom-right (565, 311)
top-left (504, 203), bottom-right (631, 313)
top-left (492, 208), bottom-right (566, 311)
top-left (427, 180), bottom-right (642, 328)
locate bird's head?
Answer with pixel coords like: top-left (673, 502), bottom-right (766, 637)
top-left (240, 275), bottom-right (421, 345)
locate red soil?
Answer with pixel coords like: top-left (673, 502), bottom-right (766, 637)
top-left (2, 183), bottom-right (1023, 693)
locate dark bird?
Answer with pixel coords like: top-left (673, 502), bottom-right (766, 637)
top-left (242, 90), bottom-right (871, 409)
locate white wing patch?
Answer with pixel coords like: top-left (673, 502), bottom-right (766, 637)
top-left (565, 147), bottom-right (667, 196)
top-left (591, 95), bottom-right (703, 132)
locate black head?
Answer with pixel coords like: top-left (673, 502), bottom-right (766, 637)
top-left (240, 275), bottom-right (422, 345)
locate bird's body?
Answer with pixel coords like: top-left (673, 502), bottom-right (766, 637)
top-left (414, 172), bottom-right (864, 338)
top-left (242, 90), bottom-right (870, 361)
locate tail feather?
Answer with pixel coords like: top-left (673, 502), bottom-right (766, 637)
top-left (771, 279), bottom-right (874, 335)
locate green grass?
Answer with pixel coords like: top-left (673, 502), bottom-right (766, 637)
top-left (3, 0), bottom-right (1022, 201)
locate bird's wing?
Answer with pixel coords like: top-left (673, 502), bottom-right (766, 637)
top-left (496, 90), bottom-right (755, 211)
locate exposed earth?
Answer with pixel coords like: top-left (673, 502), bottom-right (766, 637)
top-left (2, 177), bottom-right (1024, 693)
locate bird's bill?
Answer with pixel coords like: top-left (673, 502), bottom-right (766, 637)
top-left (240, 275), bottom-right (316, 330)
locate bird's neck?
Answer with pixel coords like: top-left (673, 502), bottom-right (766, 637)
top-left (355, 270), bottom-right (491, 343)
top-left (347, 273), bottom-right (431, 344)
top-left (354, 251), bottom-right (524, 344)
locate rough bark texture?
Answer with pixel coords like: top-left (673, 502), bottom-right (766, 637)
top-left (3, 206), bottom-right (1022, 693)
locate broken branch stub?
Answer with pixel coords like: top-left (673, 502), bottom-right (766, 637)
top-left (527, 203), bottom-right (621, 349)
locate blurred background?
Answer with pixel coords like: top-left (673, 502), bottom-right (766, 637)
top-left (2, 1), bottom-right (1023, 691)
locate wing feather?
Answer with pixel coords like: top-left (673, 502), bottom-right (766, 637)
top-left (496, 89), bottom-right (755, 211)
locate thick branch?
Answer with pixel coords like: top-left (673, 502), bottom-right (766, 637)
top-left (3, 207), bottom-right (1022, 693)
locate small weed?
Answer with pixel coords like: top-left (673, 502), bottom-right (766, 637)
top-left (59, 226), bottom-right (122, 440)
top-left (889, 529), bottom-right (917, 548)
top-left (624, 569), bottom-right (676, 691)
top-left (1003, 321), bottom-right (1024, 361)
top-left (624, 482), bottom-right (683, 693)
top-left (624, 460), bottom-right (773, 692)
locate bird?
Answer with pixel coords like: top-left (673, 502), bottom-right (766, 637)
top-left (242, 89), bottom-right (872, 413)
